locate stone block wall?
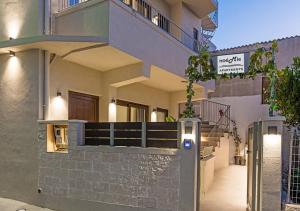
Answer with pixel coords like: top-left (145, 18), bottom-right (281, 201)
top-left (38, 121), bottom-right (181, 211)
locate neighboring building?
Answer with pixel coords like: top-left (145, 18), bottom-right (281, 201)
top-left (209, 35), bottom-right (300, 163)
top-left (0, 0), bottom-right (218, 210)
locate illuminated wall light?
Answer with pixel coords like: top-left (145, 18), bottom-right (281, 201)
top-left (109, 98), bottom-right (117, 122)
top-left (182, 121), bottom-right (194, 142)
top-left (52, 92), bottom-right (66, 120)
top-left (263, 126), bottom-right (281, 149)
top-left (151, 108), bottom-right (157, 122)
top-left (7, 20), bottom-right (21, 39)
top-left (57, 91), bottom-right (62, 97)
top-left (9, 50), bottom-right (15, 57)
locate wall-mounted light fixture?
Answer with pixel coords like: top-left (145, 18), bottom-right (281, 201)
top-left (185, 121), bottom-right (193, 135)
top-left (268, 126), bottom-right (278, 135)
top-left (109, 98), bottom-right (117, 122)
top-left (263, 125), bottom-right (281, 148)
top-left (182, 121), bottom-right (194, 150)
top-left (151, 108), bottom-right (157, 122)
top-left (57, 91), bottom-right (62, 97)
top-left (9, 50), bottom-right (15, 57)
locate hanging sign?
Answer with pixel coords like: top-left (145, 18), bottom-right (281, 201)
top-left (217, 53), bottom-right (245, 74)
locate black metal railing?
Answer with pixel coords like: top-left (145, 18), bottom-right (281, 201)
top-left (85, 122), bottom-right (180, 149)
top-left (193, 100), bottom-right (231, 130)
top-left (120, 0), bottom-right (202, 52)
top-left (55, 0), bottom-right (202, 53)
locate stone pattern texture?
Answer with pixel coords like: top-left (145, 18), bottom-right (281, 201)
top-left (38, 123), bottom-right (180, 211)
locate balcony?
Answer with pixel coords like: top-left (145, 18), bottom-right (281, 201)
top-left (202, 8), bottom-right (218, 31)
top-left (182, 0), bottom-right (218, 18)
top-left (54, 0), bottom-right (201, 53)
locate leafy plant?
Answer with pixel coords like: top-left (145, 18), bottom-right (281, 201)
top-left (230, 119), bottom-right (242, 155)
top-left (165, 115), bottom-right (176, 122)
top-left (183, 41), bottom-right (279, 118)
top-left (274, 58), bottom-right (300, 126)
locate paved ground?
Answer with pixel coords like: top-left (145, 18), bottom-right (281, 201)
top-left (0, 198), bottom-right (53, 211)
top-left (200, 165), bottom-right (247, 211)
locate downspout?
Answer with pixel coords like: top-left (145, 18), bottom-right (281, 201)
top-left (41, 0), bottom-right (51, 120)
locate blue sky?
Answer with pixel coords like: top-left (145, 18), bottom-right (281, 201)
top-left (212, 0), bottom-right (300, 50)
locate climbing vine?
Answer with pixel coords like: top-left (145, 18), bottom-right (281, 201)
top-left (183, 41), bottom-right (279, 118)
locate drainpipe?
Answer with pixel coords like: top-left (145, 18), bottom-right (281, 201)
top-left (42, 0), bottom-right (51, 120)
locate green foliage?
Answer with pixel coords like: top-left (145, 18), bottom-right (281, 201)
top-left (275, 57), bottom-right (300, 126)
top-left (165, 115), bottom-right (176, 122)
top-left (183, 41), bottom-right (300, 126)
top-left (182, 41), bottom-right (282, 118)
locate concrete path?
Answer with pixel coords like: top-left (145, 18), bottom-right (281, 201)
top-left (0, 198), bottom-right (54, 211)
top-left (200, 165), bottom-right (247, 211)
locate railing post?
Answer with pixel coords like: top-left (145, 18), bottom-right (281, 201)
top-left (142, 122), bottom-right (146, 148)
top-left (177, 122), bottom-right (182, 149)
top-left (110, 123), bottom-right (114, 146)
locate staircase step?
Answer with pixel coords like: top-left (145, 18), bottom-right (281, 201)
top-left (201, 124), bottom-right (215, 129)
top-left (201, 137), bottom-right (220, 142)
top-left (201, 141), bottom-right (219, 147)
top-left (201, 131), bottom-right (225, 137)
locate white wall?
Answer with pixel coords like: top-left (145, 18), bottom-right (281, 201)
top-left (117, 83), bottom-right (170, 112)
top-left (54, 0), bottom-right (109, 38)
top-left (49, 57), bottom-right (103, 120)
top-left (109, 0), bottom-right (194, 78)
top-left (0, 0), bottom-right (44, 41)
top-left (149, 0), bottom-right (171, 17)
top-left (170, 88), bottom-right (206, 119)
top-left (210, 95), bottom-right (269, 163)
top-left (49, 57), bottom-right (196, 122)
top-left (214, 136), bottom-right (230, 170)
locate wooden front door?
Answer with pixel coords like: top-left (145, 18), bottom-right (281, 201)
top-left (68, 91), bottom-right (99, 122)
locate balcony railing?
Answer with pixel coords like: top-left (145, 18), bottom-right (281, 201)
top-left (55, 0), bottom-right (202, 53)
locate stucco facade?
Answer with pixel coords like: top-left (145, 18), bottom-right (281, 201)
top-left (0, 0), bottom-right (217, 210)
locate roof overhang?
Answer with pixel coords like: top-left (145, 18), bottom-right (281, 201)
top-left (141, 66), bottom-right (203, 92)
top-left (0, 35), bottom-right (141, 71)
top-left (0, 35), bottom-right (107, 56)
top-left (183, 0), bottom-right (217, 18)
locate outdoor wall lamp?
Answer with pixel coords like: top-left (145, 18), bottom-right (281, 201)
top-left (182, 121), bottom-right (194, 150)
top-left (185, 121), bottom-right (193, 135)
top-left (268, 126), bottom-right (278, 135)
top-left (57, 91), bottom-right (62, 97)
top-left (263, 125), bottom-right (281, 148)
top-left (9, 50), bottom-right (15, 57)
top-left (151, 108), bottom-right (157, 122)
top-left (109, 98), bottom-right (117, 122)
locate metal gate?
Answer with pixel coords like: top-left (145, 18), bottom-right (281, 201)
top-left (247, 122), bottom-right (263, 211)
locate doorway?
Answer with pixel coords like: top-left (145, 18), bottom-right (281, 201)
top-left (116, 99), bottom-right (149, 122)
top-left (68, 91), bottom-right (99, 122)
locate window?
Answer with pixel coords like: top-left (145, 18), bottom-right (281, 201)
top-left (157, 108), bottom-right (168, 122)
top-left (116, 100), bottom-right (149, 122)
top-left (193, 28), bottom-right (199, 52)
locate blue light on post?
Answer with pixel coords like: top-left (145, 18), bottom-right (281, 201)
top-left (183, 139), bottom-right (192, 150)
top-left (69, 0), bottom-right (79, 6)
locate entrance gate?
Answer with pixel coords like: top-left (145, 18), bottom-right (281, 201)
top-left (247, 122), bottom-right (263, 211)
